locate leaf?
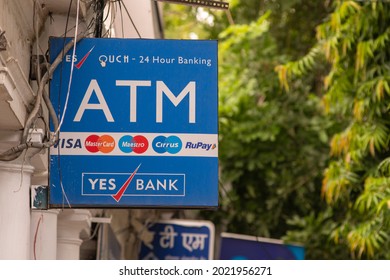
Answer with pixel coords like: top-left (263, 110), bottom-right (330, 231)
top-left (275, 65), bottom-right (289, 91)
top-left (378, 157), bottom-right (390, 175)
top-left (375, 79), bottom-right (384, 101)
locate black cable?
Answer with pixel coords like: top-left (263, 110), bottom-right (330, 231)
top-left (102, 1), bottom-right (114, 37)
top-left (87, 18), bottom-right (97, 34)
top-left (94, 0), bottom-right (105, 37)
top-left (153, 0), bottom-right (164, 38)
top-left (119, 0), bottom-right (142, 38)
top-left (118, 0), bottom-right (124, 38)
top-left (102, 1), bottom-right (111, 23)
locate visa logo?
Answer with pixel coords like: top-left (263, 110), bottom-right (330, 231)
top-left (54, 138), bottom-right (82, 149)
top-left (82, 173), bottom-right (185, 197)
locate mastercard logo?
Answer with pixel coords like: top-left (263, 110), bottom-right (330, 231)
top-left (85, 135), bottom-right (116, 153)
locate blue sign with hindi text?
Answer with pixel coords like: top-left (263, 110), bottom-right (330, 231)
top-left (138, 220), bottom-right (215, 260)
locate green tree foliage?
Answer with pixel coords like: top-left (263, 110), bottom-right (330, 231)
top-left (163, 1), bottom-right (385, 259)
top-left (213, 13), bottom-right (334, 241)
top-left (163, 0), bottom-right (335, 255)
top-left (278, 1), bottom-right (390, 259)
top-left (162, 4), bottom-right (206, 39)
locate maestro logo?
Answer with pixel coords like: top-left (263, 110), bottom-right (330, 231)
top-left (152, 136), bottom-right (182, 154)
top-left (85, 135), bottom-right (115, 153)
top-left (118, 135), bottom-right (149, 154)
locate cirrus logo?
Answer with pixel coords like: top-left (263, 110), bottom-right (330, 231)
top-left (118, 135), bottom-right (149, 154)
top-left (85, 135), bottom-right (115, 153)
top-left (152, 136), bottom-right (182, 154)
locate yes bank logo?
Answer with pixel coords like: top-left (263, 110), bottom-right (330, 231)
top-left (152, 136), bottom-right (182, 154)
top-left (82, 169), bottom-right (185, 202)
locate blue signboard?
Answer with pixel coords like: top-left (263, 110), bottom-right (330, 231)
top-left (219, 233), bottom-right (305, 260)
top-left (49, 38), bottom-right (218, 208)
top-left (138, 220), bottom-right (214, 260)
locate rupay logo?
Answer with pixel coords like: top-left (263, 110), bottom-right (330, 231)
top-left (185, 142), bottom-right (216, 151)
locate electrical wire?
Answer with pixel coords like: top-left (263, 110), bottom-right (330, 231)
top-left (55, 0), bottom-right (81, 136)
top-left (101, 0), bottom-right (120, 38)
top-left (119, 0), bottom-right (142, 38)
top-left (33, 214), bottom-right (43, 260)
top-left (82, 223), bottom-right (102, 241)
top-left (56, 0), bottom-right (74, 209)
top-left (22, 1), bottom-right (51, 148)
top-left (0, 35), bottom-right (84, 162)
top-left (0, 0), bottom-right (144, 162)
top-left (94, 0), bottom-right (104, 37)
top-left (117, 0), bottom-right (125, 38)
top-left (102, 1), bottom-right (117, 38)
top-left (0, 0), bottom-right (63, 161)
top-left (89, 0), bottom-right (117, 38)
top-left (102, 1), bottom-right (112, 24)
top-left (13, 149), bottom-right (28, 193)
top-left (56, 0), bottom-right (83, 209)
top-left (57, 0), bottom-right (73, 126)
top-left (32, 0), bottom-right (52, 154)
top-left (34, 0), bottom-right (41, 85)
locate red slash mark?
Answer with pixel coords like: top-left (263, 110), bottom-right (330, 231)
top-left (75, 46), bottom-right (95, 69)
top-left (112, 164), bottom-right (141, 202)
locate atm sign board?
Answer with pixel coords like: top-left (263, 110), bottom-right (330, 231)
top-left (49, 38), bottom-right (218, 208)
